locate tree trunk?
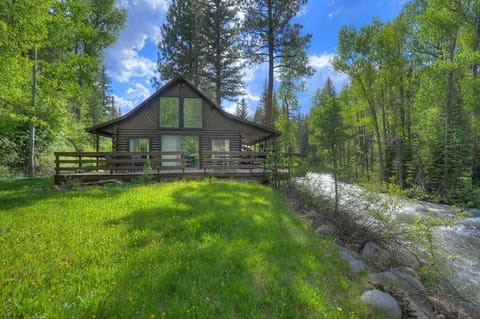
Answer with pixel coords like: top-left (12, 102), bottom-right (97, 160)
top-left (358, 78), bottom-right (385, 181)
top-left (333, 144), bottom-right (339, 214)
top-left (266, 0), bottom-right (274, 129)
top-left (28, 47), bottom-right (37, 178)
top-left (443, 35), bottom-right (457, 187)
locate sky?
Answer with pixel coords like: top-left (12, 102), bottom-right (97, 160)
top-left (104, 0), bottom-right (406, 116)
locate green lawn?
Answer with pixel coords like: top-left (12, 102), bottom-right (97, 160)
top-left (0, 178), bottom-right (372, 318)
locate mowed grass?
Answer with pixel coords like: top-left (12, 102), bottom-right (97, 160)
top-left (0, 178), bottom-right (373, 318)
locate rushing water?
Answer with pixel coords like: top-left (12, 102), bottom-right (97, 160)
top-left (298, 173), bottom-right (480, 308)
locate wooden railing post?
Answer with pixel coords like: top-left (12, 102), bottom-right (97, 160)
top-left (55, 152), bottom-right (60, 177)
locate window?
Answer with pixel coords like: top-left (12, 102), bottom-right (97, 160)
top-left (183, 98), bottom-right (202, 128)
top-left (129, 138), bottom-right (150, 152)
top-left (159, 97), bottom-right (179, 127)
top-left (161, 135), bottom-right (200, 167)
top-left (212, 139), bottom-right (230, 152)
top-left (158, 97), bottom-right (202, 128)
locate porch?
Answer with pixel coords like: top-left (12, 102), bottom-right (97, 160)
top-left (54, 151), bottom-right (272, 184)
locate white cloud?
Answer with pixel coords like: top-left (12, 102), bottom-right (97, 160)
top-left (113, 94), bottom-right (136, 114)
top-left (126, 82), bottom-right (152, 102)
top-left (224, 103), bottom-right (237, 115)
top-left (328, 9), bottom-right (340, 19)
top-left (107, 49), bottom-right (157, 83)
top-left (243, 92), bottom-right (261, 102)
top-left (143, 0), bottom-right (169, 12)
top-left (113, 83), bottom-right (153, 114)
top-left (105, 0), bottom-right (168, 83)
top-left (309, 53), bottom-right (335, 69)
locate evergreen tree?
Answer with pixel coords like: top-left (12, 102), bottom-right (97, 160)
top-left (203, 0), bottom-right (245, 107)
top-left (156, 0), bottom-right (207, 88)
top-left (242, 0), bottom-right (311, 128)
top-left (276, 44), bottom-right (314, 153)
top-left (309, 78), bottom-right (348, 212)
top-left (254, 81), bottom-right (280, 126)
top-left (235, 98), bottom-right (250, 120)
top-left (156, 0), bottom-right (244, 106)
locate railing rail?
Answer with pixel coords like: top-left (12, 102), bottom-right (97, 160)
top-left (54, 151), bottom-right (269, 177)
top-left (201, 151), bottom-right (267, 173)
top-left (54, 151), bottom-right (187, 175)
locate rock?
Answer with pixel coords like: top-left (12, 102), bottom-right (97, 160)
top-left (337, 247), bottom-right (368, 275)
top-left (369, 270), bottom-right (434, 319)
top-left (315, 224), bottom-right (336, 236)
top-left (360, 241), bottom-right (391, 269)
top-left (360, 289), bottom-right (402, 319)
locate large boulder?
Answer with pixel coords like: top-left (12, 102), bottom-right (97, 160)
top-left (360, 289), bottom-right (402, 319)
top-left (369, 269), bottom-right (434, 319)
top-left (337, 247), bottom-right (368, 275)
top-left (360, 241), bottom-right (392, 269)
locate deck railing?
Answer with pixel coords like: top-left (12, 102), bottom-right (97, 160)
top-left (54, 151), bottom-right (268, 176)
top-left (54, 151), bottom-right (187, 176)
top-left (201, 151), bottom-right (267, 173)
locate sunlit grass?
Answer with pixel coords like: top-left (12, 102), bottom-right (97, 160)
top-left (0, 178), bottom-right (374, 318)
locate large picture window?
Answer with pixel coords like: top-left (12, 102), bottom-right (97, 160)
top-left (183, 98), bottom-right (202, 128)
top-left (159, 97), bottom-right (179, 127)
top-left (158, 97), bottom-right (202, 128)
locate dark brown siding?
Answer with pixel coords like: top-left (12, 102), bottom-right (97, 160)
top-left (94, 80), bottom-right (275, 150)
top-left (115, 128), bottom-right (241, 154)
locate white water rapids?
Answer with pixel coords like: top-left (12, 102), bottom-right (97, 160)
top-left (297, 172), bottom-right (480, 308)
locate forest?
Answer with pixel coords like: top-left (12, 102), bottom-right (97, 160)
top-left (1, 0), bottom-right (479, 206)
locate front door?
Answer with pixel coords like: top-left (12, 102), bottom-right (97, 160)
top-left (161, 135), bottom-right (200, 167)
top-left (161, 135), bottom-right (181, 167)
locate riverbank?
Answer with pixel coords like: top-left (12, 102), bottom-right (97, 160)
top-left (287, 172), bottom-right (480, 318)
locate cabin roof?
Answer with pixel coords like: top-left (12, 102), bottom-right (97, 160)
top-left (86, 76), bottom-right (279, 144)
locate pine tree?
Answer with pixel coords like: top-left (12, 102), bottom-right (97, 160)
top-left (156, 0), bottom-right (244, 106)
top-left (156, 0), bottom-right (207, 87)
top-left (309, 78), bottom-right (348, 212)
top-left (235, 98), bottom-right (250, 120)
top-left (242, 0), bottom-right (311, 128)
top-left (203, 0), bottom-right (244, 107)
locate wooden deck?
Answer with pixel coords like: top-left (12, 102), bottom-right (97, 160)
top-left (54, 151), bottom-right (269, 184)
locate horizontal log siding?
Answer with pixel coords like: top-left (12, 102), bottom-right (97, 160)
top-left (115, 129), bottom-right (241, 153)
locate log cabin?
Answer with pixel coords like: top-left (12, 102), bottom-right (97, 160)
top-left (54, 77), bottom-right (280, 184)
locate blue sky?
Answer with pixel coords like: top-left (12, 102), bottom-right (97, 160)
top-left (104, 0), bottom-right (405, 116)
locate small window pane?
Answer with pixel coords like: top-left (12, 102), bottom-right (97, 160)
top-left (129, 138), bottom-right (150, 152)
top-left (183, 98), bottom-right (202, 128)
top-left (160, 97), bottom-right (179, 127)
top-left (212, 139), bottom-right (230, 152)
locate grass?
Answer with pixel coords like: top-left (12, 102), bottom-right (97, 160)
top-left (0, 178), bottom-right (374, 318)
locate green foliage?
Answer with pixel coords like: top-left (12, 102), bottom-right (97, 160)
top-left (319, 0), bottom-right (480, 204)
top-left (156, 0), bottom-right (244, 107)
top-left (234, 98), bottom-right (250, 120)
top-left (0, 179), bottom-right (373, 318)
top-left (242, 0), bottom-right (311, 127)
top-left (0, 1), bottom-right (125, 176)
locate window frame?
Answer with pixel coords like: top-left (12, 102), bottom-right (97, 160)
top-left (211, 138), bottom-right (231, 152)
top-left (158, 96), bottom-right (203, 129)
top-left (128, 137), bottom-right (151, 152)
top-left (159, 97), bottom-right (180, 128)
top-left (183, 97), bottom-right (203, 128)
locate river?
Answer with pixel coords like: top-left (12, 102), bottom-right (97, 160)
top-left (297, 172), bottom-right (480, 309)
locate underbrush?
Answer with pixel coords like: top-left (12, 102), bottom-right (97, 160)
top-left (287, 176), bottom-right (479, 316)
top-left (0, 178), bottom-right (373, 318)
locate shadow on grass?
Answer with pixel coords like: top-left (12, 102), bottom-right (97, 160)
top-left (97, 181), bottom-right (357, 318)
